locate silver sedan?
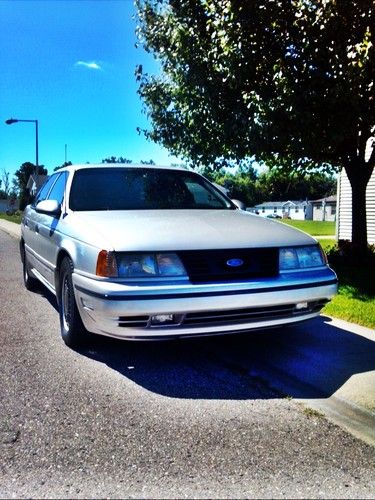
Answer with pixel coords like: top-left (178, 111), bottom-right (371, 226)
top-left (20, 164), bottom-right (337, 347)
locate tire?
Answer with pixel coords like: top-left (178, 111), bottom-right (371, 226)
top-left (58, 257), bottom-right (89, 347)
top-left (22, 246), bottom-right (39, 291)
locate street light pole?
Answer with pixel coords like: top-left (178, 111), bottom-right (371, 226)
top-left (5, 118), bottom-right (39, 172)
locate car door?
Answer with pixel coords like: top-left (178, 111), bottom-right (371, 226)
top-left (23, 174), bottom-right (58, 275)
top-left (36, 171), bottom-right (67, 286)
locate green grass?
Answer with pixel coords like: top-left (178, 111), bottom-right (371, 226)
top-left (280, 219), bottom-right (335, 235)
top-left (0, 212), bottom-right (23, 224)
top-left (323, 264), bottom-right (375, 329)
top-left (316, 238), bottom-right (336, 253)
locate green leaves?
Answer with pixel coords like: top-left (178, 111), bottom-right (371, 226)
top-left (135, 1), bottom-right (374, 175)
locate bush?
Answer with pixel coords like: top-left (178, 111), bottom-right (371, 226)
top-left (327, 240), bottom-right (375, 267)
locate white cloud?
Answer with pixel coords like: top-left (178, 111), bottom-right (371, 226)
top-left (75, 61), bottom-right (102, 70)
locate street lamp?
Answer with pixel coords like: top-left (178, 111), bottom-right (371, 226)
top-left (5, 118), bottom-right (39, 171)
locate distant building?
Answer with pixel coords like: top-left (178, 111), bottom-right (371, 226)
top-left (0, 198), bottom-right (19, 214)
top-left (250, 200), bottom-right (312, 220)
top-left (26, 174), bottom-right (48, 196)
top-left (310, 196), bottom-right (337, 222)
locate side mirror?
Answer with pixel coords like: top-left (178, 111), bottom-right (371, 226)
top-left (231, 199), bottom-right (246, 211)
top-left (35, 199), bottom-right (61, 217)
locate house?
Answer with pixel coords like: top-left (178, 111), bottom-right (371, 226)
top-left (251, 200), bottom-right (312, 220)
top-left (310, 196), bottom-right (337, 222)
top-left (26, 174), bottom-right (48, 196)
top-left (337, 169), bottom-right (375, 244)
top-left (0, 198), bottom-right (19, 213)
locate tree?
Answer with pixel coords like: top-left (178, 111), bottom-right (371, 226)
top-left (136, 0), bottom-right (375, 251)
top-left (14, 163), bottom-right (48, 210)
top-left (101, 156), bottom-right (132, 164)
top-left (201, 162), bottom-right (260, 206)
top-left (1, 169), bottom-right (10, 197)
top-left (256, 169), bottom-right (336, 202)
top-left (140, 159), bottom-right (156, 164)
top-left (54, 161), bottom-right (72, 172)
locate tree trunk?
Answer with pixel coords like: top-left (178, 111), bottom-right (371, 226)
top-left (345, 163), bottom-right (373, 254)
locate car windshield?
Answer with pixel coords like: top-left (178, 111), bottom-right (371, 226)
top-left (69, 167), bottom-right (234, 211)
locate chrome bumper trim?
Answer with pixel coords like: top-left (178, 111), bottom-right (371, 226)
top-left (75, 278), bottom-right (338, 301)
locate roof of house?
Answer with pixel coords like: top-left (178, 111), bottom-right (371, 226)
top-left (310, 195), bottom-right (337, 204)
top-left (254, 200), bottom-right (310, 209)
top-left (26, 174), bottom-right (48, 191)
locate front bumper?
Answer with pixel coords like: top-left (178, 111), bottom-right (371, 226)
top-left (72, 269), bottom-right (337, 340)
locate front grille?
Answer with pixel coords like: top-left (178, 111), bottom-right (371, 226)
top-left (177, 248), bottom-right (279, 283)
top-left (183, 300), bottom-right (327, 326)
top-left (117, 300), bottom-right (328, 329)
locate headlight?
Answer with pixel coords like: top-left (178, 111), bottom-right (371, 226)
top-left (96, 251), bottom-right (187, 278)
top-left (279, 245), bottom-right (326, 271)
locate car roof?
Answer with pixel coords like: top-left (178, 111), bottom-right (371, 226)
top-left (58, 163), bottom-right (191, 174)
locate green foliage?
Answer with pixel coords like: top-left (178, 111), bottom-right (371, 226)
top-left (0, 212), bottom-right (23, 225)
top-left (201, 163), bottom-right (260, 206)
top-left (13, 163), bottom-right (48, 211)
top-left (140, 159), bottom-right (156, 164)
top-left (202, 167), bottom-right (336, 207)
top-left (136, 0), bottom-right (375, 248)
top-left (257, 169), bottom-right (336, 201)
top-left (1, 169), bottom-right (10, 197)
top-left (54, 161), bottom-right (72, 172)
top-left (101, 156), bottom-right (132, 164)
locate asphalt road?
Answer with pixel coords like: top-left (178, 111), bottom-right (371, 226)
top-left (0, 230), bottom-right (374, 499)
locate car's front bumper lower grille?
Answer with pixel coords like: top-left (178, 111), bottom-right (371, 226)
top-left (117, 300), bottom-right (328, 329)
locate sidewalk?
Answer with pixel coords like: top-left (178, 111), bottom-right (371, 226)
top-left (0, 218), bottom-right (21, 239)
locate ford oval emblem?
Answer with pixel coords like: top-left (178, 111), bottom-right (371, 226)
top-left (226, 258), bottom-right (244, 268)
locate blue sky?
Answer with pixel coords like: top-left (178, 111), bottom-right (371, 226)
top-left (0, 0), bottom-right (178, 180)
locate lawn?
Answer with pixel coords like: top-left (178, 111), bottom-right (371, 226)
top-left (280, 219), bottom-right (335, 235)
top-left (279, 220), bottom-right (374, 328)
top-left (0, 212), bottom-right (23, 224)
top-left (323, 264), bottom-right (375, 329)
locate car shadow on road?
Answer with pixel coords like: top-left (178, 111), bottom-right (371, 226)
top-left (75, 316), bottom-right (375, 401)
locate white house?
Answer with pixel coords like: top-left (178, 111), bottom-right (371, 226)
top-left (336, 169), bottom-right (375, 244)
top-left (26, 174), bottom-right (48, 196)
top-left (0, 198), bottom-right (19, 213)
top-left (310, 196), bottom-right (337, 222)
top-left (251, 200), bottom-right (311, 220)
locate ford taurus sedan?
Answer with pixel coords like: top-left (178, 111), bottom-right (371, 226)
top-left (20, 164), bottom-right (337, 347)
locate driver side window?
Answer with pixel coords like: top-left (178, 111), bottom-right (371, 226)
top-left (47, 172), bottom-right (67, 205)
top-left (33, 175), bottom-right (55, 206)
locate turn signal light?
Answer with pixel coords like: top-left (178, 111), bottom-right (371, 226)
top-left (96, 250), bottom-right (118, 277)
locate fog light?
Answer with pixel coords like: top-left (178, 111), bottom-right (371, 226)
top-left (151, 314), bottom-right (175, 325)
top-left (295, 302), bottom-right (309, 310)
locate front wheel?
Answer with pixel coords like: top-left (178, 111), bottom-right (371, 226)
top-left (58, 257), bottom-right (89, 347)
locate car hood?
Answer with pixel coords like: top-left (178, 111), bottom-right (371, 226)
top-left (69, 210), bottom-right (315, 251)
